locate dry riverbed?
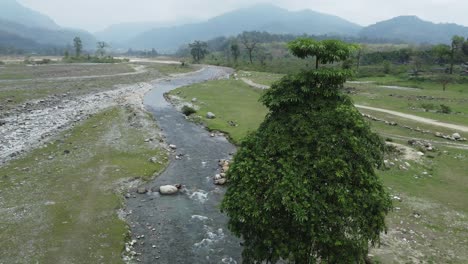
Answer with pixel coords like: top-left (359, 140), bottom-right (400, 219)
top-left (0, 62), bottom-right (204, 263)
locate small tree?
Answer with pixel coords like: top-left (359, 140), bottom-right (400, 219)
top-left (73, 37), bottom-right (83, 57)
top-left (432, 44), bottom-right (451, 65)
top-left (437, 74), bottom-right (452, 91)
top-left (241, 32), bottom-right (259, 64)
top-left (449, 35), bottom-right (465, 74)
top-left (230, 42), bottom-right (241, 63)
top-left (189, 41), bottom-right (208, 63)
top-left (96, 41), bottom-right (108, 57)
top-left (222, 38), bottom-right (392, 263)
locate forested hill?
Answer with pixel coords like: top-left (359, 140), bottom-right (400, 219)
top-left (126, 4), bottom-right (362, 52)
top-left (360, 16), bottom-right (468, 44)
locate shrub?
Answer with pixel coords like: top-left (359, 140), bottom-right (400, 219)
top-left (420, 103), bottom-right (436, 112)
top-left (383, 60), bottom-right (391, 74)
top-left (438, 104), bottom-right (452, 114)
top-left (181, 105), bottom-right (196, 116)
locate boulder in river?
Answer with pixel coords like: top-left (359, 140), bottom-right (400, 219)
top-left (159, 185), bottom-right (181, 195)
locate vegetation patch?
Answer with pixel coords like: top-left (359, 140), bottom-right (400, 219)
top-left (169, 79), bottom-right (268, 144)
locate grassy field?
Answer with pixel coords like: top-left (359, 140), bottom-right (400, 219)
top-left (169, 74), bottom-right (468, 263)
top-left (170, 79), bottom-right (268, 143)
top-left (0, 106), bottom-right (168, 263)
top-left (0, 63), bottom-right (135, 80)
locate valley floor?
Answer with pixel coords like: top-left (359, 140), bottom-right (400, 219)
top-left (0, 60), bottom-right (197, 263)
top-left (168, 71), bottom-right (468, 264)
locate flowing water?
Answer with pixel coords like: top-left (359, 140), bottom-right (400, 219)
top-left (125, 66), bottom-right (242, 263)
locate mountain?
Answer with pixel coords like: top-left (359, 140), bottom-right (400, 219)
top-left (0, 30), bottom-right (44, 50)
top-left (95, 19), bottom-right (201, 45)
top-left (0, 0), bottom-right (96, 50)
top-left (0, 19), bottom-right (96, 49)
top-left (360, 16), bottom-right (468, 44)
top-left (126, 4), bottom-right (362, 52)
top-left (0, 0), bottom-right (60, 30)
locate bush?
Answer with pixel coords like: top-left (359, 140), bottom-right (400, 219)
top-left (181, 105), bottom-right (196, 116)
top-left (420, 103), bottom-right (436, 112)
top-left (383, 60), bottom-right (391, 74)
top-left (438, 104), bottom-right (452, 114)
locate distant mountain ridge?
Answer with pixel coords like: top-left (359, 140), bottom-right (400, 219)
top-left (0, 0), bottom-right (96, 50)
top-left (0, 0), bottom-right (60, 30)
top-left (125, 4), bottom-right (362, 52)
top-left (360, 16), bottom-right (468, 44)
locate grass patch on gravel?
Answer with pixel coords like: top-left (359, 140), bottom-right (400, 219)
top-left (0, 63), bottom-right (135, 80)
top-left (0, 106), bottom-right (168, 263)
top-left (169, 79), bottom-right (268, 144)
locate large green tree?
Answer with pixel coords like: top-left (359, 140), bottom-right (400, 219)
top-left (221, 38), bottom-right (392, 264)
top-left (189, 40), bottom-right (208, 63)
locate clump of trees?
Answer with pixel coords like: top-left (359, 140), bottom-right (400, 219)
top-left (63, 37), bottom-right (127, 63)
top-left (222, 38), bottom-right (392, 263)
top-left (189, 40), bottom-right (208, 63)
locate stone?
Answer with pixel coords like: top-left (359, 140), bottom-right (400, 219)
top-left (191, 98), bottom-right (197, 102)
top-left (159, 185), bottom-right (179, 195)
top-left (214, 178), bottom-right (227, 185)
top-left (222, 165), bottom-right (229, 172)
top-left (206, 112), bottom-right (216, 119)
top-left (149, 157), bottom-right (158, 163)
top-left (137, 187), bottom-right (148, 194)
top-left (452, 133), bottom-right (461, 140)
top-left (169, 144), bottom-right (177, 150)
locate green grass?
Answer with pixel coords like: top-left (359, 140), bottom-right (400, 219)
top-left (349, 82), bottom-right (468, 127)
top-left (0, 107), bottom-right (168, 263)
top-left (170, 79), bottom-right (268, 143)
top-left (237, 70), bottom-right (284, 86)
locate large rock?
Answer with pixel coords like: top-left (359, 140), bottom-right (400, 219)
top-left (206, 112), bottom-right (216, 119)
top-left (214, 178), bottom-right (227, 185)
top-left (452, 133), bottom-right (461, 140)
top-left (159, 185), bottom-right (179, 195)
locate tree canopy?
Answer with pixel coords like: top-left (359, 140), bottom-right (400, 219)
top-left (221, 39), bottom-right (392, 263)
top-left (288, 38), bottom-right (357, 68)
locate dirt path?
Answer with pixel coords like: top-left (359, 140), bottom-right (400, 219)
top-left (240, 78), bottom-right (270, 89)
top-left (240, 78), bottom-right (468, 133)
top-left (356, 105), bottom-right (468, 133)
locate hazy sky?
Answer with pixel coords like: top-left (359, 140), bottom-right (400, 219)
top-left (18, 0), bottom-right (468, 32)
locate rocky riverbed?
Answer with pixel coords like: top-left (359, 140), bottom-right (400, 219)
top-left (123, 66), bottom-right (243, 263)
top-left (0, 82), bottom-right (153, 165)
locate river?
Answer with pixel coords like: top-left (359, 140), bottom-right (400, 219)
top-left (125, 66), bottom-right (242, 263)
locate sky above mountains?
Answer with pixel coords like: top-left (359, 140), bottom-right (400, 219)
top-left (18, 0), bottom-right (468, 32)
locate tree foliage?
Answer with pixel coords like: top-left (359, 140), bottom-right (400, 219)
top-left (189, 40), bottom-right (208, 63)
top-left (96, 41), bottom-right (109, 57)
top-left (73, 36), bottom-right (82, 57)
top-left (221, 39), bottom-right (392, 263)
top-left (288, 38), bottom-right (357, 69)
